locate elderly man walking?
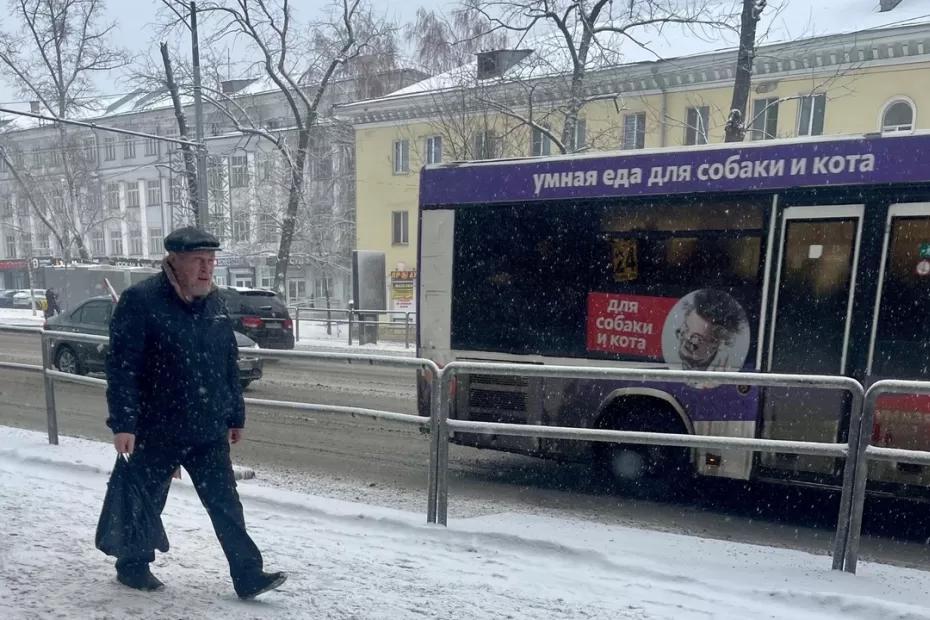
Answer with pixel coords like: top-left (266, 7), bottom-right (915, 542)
top-left (104, 226), bottom-right (286, 599)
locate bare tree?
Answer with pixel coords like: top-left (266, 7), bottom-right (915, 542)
top-left (0, 0), bottom-right (127, 262)
top-left (160, 0), bottom-right (394, 295)
top-left (404, 7), bottom-right (508, 75)
top-left (160, 42), bottom-right (203, 218)
top-left (724, 0), bottom-right (767, 142)
top-left (457, 0), bottom-right (739, 154)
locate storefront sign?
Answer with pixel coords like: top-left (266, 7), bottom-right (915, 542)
top-left (390, 269), bottom-right (416, 313)
top-left (0, 259), bottom-right (27, 271)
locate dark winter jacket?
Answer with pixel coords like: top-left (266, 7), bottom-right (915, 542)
top-left (105, 269), bottom-right (245, 445)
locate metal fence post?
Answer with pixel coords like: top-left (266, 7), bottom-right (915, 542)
top-left (436, 367), bottom-right (453, 526)
top-left (404, 312), bottom-right (411, 349)
top-left (347, 302), bottom-right (354, 346)
top-left (426, 364), bottom-right (442, 524)
top-left (294, 306), bottom-right (300, 342)
top-left (40, 333), bottom-right (59, 445)
top-left (831, 388), bottom-right (864, 571)
top-left (842, 386), bottom-right (881, 574)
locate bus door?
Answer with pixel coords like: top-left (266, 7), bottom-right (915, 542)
top-left (867, 203), bottom-right (930, 485)
top-left (760, 205), bottom-right (863, 478)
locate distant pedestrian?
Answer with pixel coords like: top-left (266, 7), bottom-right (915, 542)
top-left (44, 288), bottom-right (61, 318)
top-left (103, 226), bottom-right (286, 598)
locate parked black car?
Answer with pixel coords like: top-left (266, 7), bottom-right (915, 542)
top-left (44, 296), bottom-right (264, 388)
top-left (217, 286), bottom-right (295, 349)
top-left (0, 289), bottom-right (21, 308)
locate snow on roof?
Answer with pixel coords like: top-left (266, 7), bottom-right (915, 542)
top-left (365, 0), bottom-right (930, 104)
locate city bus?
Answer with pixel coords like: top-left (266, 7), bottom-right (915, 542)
top-left (416, 131), bottom-right (930, 494)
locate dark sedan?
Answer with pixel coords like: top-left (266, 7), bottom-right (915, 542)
top-left (44, 296), bottom-right (263, 389)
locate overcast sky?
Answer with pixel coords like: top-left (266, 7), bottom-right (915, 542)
top-left (0, 0), bottom-right (455, 106)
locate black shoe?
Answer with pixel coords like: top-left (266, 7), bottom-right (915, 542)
top-left (236, 571), bottom-right (287, 600)
top-left (117, 567), bottom-right (165, 592)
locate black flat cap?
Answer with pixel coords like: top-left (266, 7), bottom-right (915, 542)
top-left (164, 226), bottom-right (222, 253)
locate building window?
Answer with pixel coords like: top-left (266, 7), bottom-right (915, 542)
top-left (569, 118), bottom-right (587, 152)
top-left (5, 234), bottom-right (15, 258)
top-left (144, 134), bottom-right (159, 156)
top-left (229, 155), bottom-right (249, 188)
top-left (0, 197), bottom-right (11, 218)
top-left (129, 228), bottom-right (143, 256)
top-left (233, 273), bottom-right (253, 288)
top-left (104, 135), bottom-right (117, 161)
top-left (20, 234), bottom-right (32, 259)
top-left (149, 227), bottom-right (163, 256)
top-left (109, 229), bottom-right (123, 256)
top-left (105, 183), bottom-right (120, 211)
top-left (313, 278), bottom-right (331, 299)
top-left (122, 136), bottom-right (136, 159)
top-left (32, 146), bottom-right (43, 168)
top-left (289, 279), bottom-right (308, 301)
top-left (260, 275), bottom-right (273, 289)
top-left (83, 138), bottom-right (96, 162)
top-left (233, 211), bottom-right (250, 243)
top-left (622, 112), bottom-right (646, 150)
top-left (146, 180), bottom-right (162, 206)
top-left (34, 234), bottom-right (50, 256)
top-left (798, 93), bottom-right (826, 136)
top-left (531, 126), bottom-right (552, 157)
top-left (684, 105), bottom-right (709, 145)
top-left (472, 130), bottom-right (500, 159)
top-left (392, 139), bottom-right (409, 174)
top-left (425, 136), bottom-right (443, 165)
top-left (881, 99), bottom-right (915, 133)
top-left (391, 210), bottom-right (409, 245)
top-left (311, 135), bottom-right (333, 180)
top-left (751, 97), bottom-right (779, 140)
top-left (91, 230), bottom-right (106, 256)
top-left (258, 214), bottom-right (276, 243)
top-left (126, 183), bottom-right (140, 208)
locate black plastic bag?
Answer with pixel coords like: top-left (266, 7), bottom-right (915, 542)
top-left (95, 454), bottom-right (170, 557)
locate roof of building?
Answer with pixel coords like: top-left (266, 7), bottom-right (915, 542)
top-left (341, 0), bottom-right (930, 110)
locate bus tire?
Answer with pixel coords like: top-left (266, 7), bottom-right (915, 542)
top-left (592, 398), bottom-right (693, 493)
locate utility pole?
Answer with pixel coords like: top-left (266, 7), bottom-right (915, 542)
top-left (191, 1), bottom-right (209, 229)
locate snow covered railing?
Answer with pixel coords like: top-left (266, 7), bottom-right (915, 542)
top-left (431, 362), bottom-right (866, 575)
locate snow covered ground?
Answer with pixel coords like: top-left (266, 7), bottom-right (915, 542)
top-left (1, 427), bottom-right (929, 619)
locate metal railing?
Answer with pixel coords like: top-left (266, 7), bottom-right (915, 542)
top-left (6, 322), bottom-right (930, 575)
top-left (290, 306), bottom-right (416, 349)
top-left (434, 361), bottom-right (865, 574)
top-left (842, 379), bottom-right (930, 573)
top-left (0, 325), bottom-right (440, 516)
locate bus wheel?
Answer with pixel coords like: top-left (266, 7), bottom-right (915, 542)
top-left (593, 402), bottom-right (692, 493)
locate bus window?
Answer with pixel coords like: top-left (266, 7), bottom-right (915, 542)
top-left (872, 216), bottom-right (930, 378)
top-left (450, 200), bottom-right (766, 365)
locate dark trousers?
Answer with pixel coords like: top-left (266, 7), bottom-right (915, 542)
top-left (115, 438), bottom-right (263, 588)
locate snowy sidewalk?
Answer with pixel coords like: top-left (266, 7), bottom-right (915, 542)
top-left (1, 427), bottom-right (929, 619)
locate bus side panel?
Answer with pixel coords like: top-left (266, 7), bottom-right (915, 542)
top-left (417, 209), bottom-right (455, 418)
top-left (418, 209), bottom-right (454, 363)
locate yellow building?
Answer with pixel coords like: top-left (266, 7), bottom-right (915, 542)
top-left (338, 13), bottom-right (930, 309)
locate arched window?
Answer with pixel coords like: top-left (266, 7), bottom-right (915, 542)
top-left (882, 100), bottom-right (915, 133)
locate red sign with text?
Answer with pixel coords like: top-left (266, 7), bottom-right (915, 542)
top-left (586, 292), bottom-right (678, 358)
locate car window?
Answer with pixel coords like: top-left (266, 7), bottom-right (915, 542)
top-left (80, 301), bottom-right (111, 326)
top-left (220, 289), bottom-right (288, 314)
